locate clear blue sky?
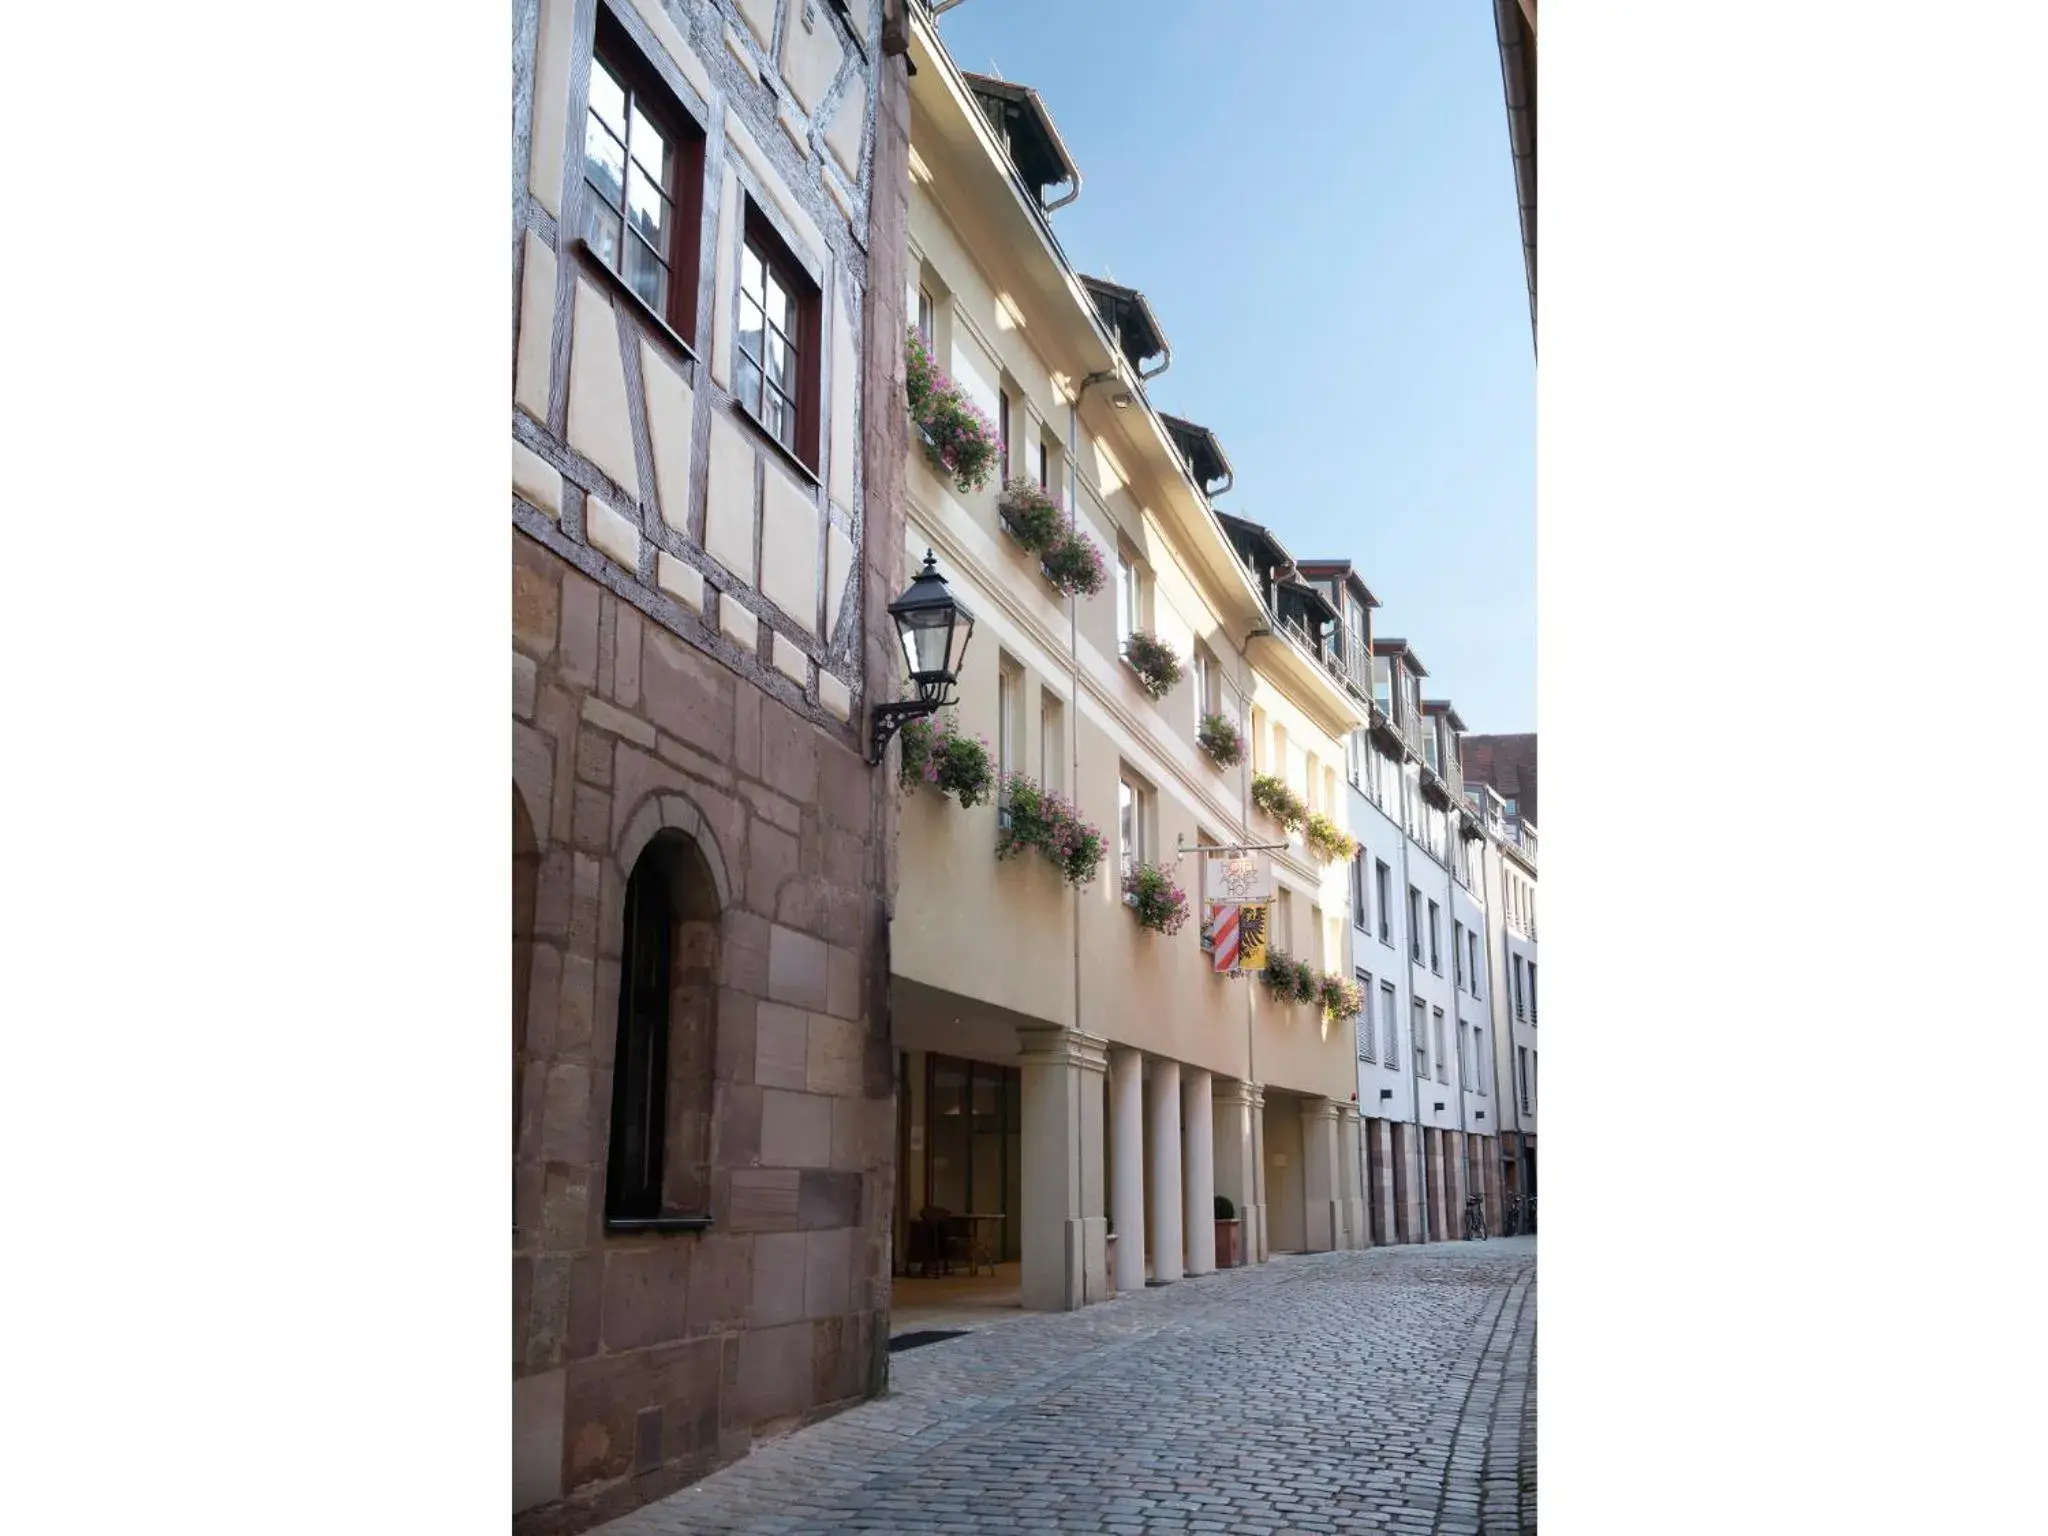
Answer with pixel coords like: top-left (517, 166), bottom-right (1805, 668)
top-left (935, 0), bottom-right (1535, 732)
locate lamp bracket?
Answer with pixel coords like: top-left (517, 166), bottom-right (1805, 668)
top-left (866, 699), bottom-right (942, 765)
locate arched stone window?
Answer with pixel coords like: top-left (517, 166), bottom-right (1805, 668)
top-left (606, 828), bottom-right (721, 1225)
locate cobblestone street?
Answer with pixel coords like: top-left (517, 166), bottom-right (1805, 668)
top-left (599, 1239), bottom-right (1536, 1536)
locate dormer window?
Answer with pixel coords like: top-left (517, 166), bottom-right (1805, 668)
top-left (962, 74), bottom-right (1082, 211)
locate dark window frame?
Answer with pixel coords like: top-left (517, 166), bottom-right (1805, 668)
top-left (734, 200), bottom-right (824, 474)
top-left (606, 853), bottom-right (674, 1222)
top-left (582, 6), bottom-right (707, 347)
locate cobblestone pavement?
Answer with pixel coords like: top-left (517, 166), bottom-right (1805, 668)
top-left (599, 1238), bottom-right (1536, 1536)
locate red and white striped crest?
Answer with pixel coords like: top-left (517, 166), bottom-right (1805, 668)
top-left (1210, 903), bottom-right (1239, 973)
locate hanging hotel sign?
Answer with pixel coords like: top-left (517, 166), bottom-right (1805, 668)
top-left (1200, 851), bottom-right (1274, 906)
top-left (1210, 902), bottom-right (1268, 974)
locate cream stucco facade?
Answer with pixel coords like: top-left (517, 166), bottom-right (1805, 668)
top-left (885, 11), bottom-right (1369, 1312)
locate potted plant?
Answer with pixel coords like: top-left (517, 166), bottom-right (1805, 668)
top-left (896, 714), bottom-right (996, 807)
top-left (1039, 523), bottom-right (1107, 598)
top-left (1214, 1193), bottom-right (1242, 1269)
top-left (995, 772), bottom-right (1106, 887)
top-left (1250, 772), bottom-right (1307, 833)
top-left (1301, 811), bottom-right (1359, 865)
top-left (905, 328), bottom-right (999, 495)
top-left (1260, 948), bottom-right (1315, 1007)
top-left (1197, 712), bottom-right (1244, 769)
top-left (1318, 972), bottom-right (1365, 1022)
top-left (996, 476), bottom-right (1063, 554)
top-left (1123, 860), bottom-right (1189, 935)
top-left (1121, 630), bottom-right (1183, 700)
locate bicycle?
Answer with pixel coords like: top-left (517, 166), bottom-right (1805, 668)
top-left (1502, 1192), bottom-right (1523, 1237)
top-left (1525, 1195), bottom-right (1536, 1235)
top-left (1463, 1193), bottom-right (1488, 1242)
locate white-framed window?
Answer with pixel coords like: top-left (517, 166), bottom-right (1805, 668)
top-left (1433, 1007), bottom-right (1448, 1086)
top-left (1412, 997), bottom-right (1429, 1080)
top-left (1428, 900), bottom-right (1441, 973)
top-left (1382, 983), bottom-right (1399, 1068)
top-left (1350, 851), bottom-right (1367, 931)
top-left (1518, 1047), bottom-right (1532, 1114)
top-left (1474, 1026), bottom-right (1488, 1095)
top-left (1453, 920), bottom-right (1465, 987)
top-left (997, 653), bottom-right (1023, 778)
top-left (1513, 956), bottom-right (1525, 1020)
top-left (916, 285), bottom-right (934, 347)
top-left (1408, 887), bottom-right (1422, 962)
top-left (1115, 548), bottom-right (1140, 645)
top-left (1376, 861), bottom-right (1392, 945)
top-left (1040, 690), bottom-right (1064, 793)
top-left (1371, 654), bottom-right (1392, 715)
top-left (1118, 773), bottom-right (1149, 877)
top-left (1468, 930), bottom-right (1481, 996)
top-left (1356, 971), bottom-right (1375, 1062)
top-left (1455, 1018), bottom-right (1467, 1089)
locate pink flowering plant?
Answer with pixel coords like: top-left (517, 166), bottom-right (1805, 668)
top-left (1123, 860), bottom-right (1189, 936)
top-left (906, 329), bottom-right (999, 494)
top-left (996, 772), bottom-right (1106, 887)
top-left (1318, 972), bottom-right (1366, 1021)
top-left (1039, 525), bottom-right (1107, 598)
top-left (1197, 713), bottom-right (1245, 768)
top-left (1121, 630), bottom-right (1183, 700)
top-left (997, 476), bottom-right (1064, 554)
top-left (1302, 811), bottom-right (1359, 865)
top-left (896, 713), bottom-right (995, 808)
top-left (1251, 773), bottom-right (1307, 833)
top-left (1260, 949), bottom-right (1317, 1007)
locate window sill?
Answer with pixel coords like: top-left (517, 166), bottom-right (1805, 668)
top-left (737, 398), bottom-right (824, 489)
top-left (571, 238), bottom-right (701, 375)
top-left (604, 1214), bottom-right (714, 1234)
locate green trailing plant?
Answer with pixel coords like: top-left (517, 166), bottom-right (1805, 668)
top-left (1121, 630), bottom-right (1183, 700)
top-left (905, 328), bottom-right (1000, 494)
top-left (996, 476), bottom-right (1063, 554)
top-left (1039, 524), bottom-right (1107, 598)
top-left (897, 713), bottom-right (995, 807)
top-left (1260, 948), bottom-right (1317, 1006)
top-left (1318, 972), bottom-right (1366, 1021)
top-left (1251, 773), bottom-right (1307, 832)
top-left (1197, 713), bottom-right (1245, 768)
top-left (1215, 1194), bottom-right (1236, 1221)
top-left (1302, 811), bottom-right (1359, 865)
top-left (995, 772), bottom-right (1106, 887)
top-left (1122, 860), bottom-right (1189, 936)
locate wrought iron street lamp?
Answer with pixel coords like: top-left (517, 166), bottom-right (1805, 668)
top-left (867, 550), bottom-right (976, 763)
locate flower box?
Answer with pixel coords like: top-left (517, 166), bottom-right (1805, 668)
top-left (1197, 713), bottom-right (1244, 769)
top-left (1123, 861), bottom-right (1189, 936)
top-left (1250, 773), bottom-right (1307, 833)
top-left (1121, 630), bottom-right (1182, 700)
top-left (906, 329), bottom-right (999, 495)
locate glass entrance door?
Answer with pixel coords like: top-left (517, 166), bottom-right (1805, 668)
top-left (924, 1054), bottom-right (1021, 1262)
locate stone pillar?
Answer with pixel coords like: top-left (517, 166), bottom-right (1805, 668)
top-left (1370, 1118), bottom-right (1397, 1246)
top-left (1147, 1058), bottom-right (1184, 1284)
top-left (1300, 1098), bottom-right (1341, 1252)
top-left (1426, 1127), bottom-right (1447, 1245)
top-left (1394, 1122), bottom-right (1425, 1243)
top-left (1108, 1047), bottom-right (1146, 1295)
top-left (1017, 1025), bottom-right (1108, 1310)
top-left (1338, 1106), bottom-right (1366, 1251)
top-left (1476, 1134), bottom-right (1499, 1235)
top-left (1155, 1056), bottom-right (1187, 1286)
top-left (1182, 1068), bottom-right (1216, 1276)
top-left (1247, 1083), bottom-right (1269, 1262)
top-left (1211, 1078), bottom-right (1256, 1267)
top-left (1446, 1131), bottom-right (1468, 1240)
